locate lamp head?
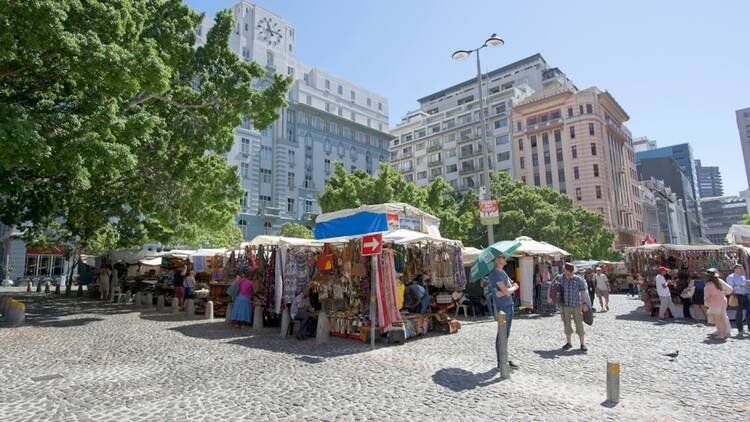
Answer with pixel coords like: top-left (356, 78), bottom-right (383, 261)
top-left (451, 50), bottom-right (471, 61)
top-left (484, 33), bottom-right (504, 48)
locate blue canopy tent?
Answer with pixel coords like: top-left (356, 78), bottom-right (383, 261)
top-left (314, 203), bottom-right (442, 240)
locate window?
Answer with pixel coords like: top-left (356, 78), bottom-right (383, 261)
top-left (325, 103), bottom-right (330, 112)
top-left (517, 121), bottom-right (522, 131)
top-left (495, 103), bottom-right (506, 115)
top-left (350, 146), bottom-right (358, 161)
top-left (575, 188), bottom-right (582, 201)
top-left (595, 185), bottom-right (602, 199)
top-left (240, 191), bottom-right (248, 208)
top-left (259, 195), bottom-right (271, 209)
top-left (567, 107), bottom-right (573, 118)
top-left (593, 164), bottom-right (599, 177)
top-left (324, 159), bottom-right (331, 174)
top-left (542, 132), bottom-right (549, 146)
top-left (325, 79), bottom-right (330, 90)
top-left (338, 84), bottom-right (343, 95)
top-left (241, 138), bottom-right (250, 154)
top-left (497, 152), bottom-right (510, 161)
top-left (579, 105), bottom-right (584, 115)
top-left (586, 104), bottom-right (593, 114)
top-left (350, 111), bottom-right (355, 120)
top-left (241, 47), bottom-right (250, 59)
top-left (494, 119), bottom-right (508, 129)
top-left (416, 142), bottom-right (425, 151)
top-left (260, 168), bottom-right (272, 184)
top-left (530, 135), bottom-right (537, 148)
top-left (306, 95), bottom-right (311, 105)
top-left (287, 198), bottom-right (295, 213)
top-left (447, 164), bottom-right (458, 173)
top-left (571, 146), bottom-right (577, 158)
top-left (304, 175), bottom-right (313, 188)
top-left (238, 219), bottom-right (247, 234)
top-left (305, 200), bottom-right (313, 213)
top-left (533, 173), bottom-right (540, 186)
top-left (569, 126), bottom-right (576, 139)
top-left (417, 171), bottom-right (427, 180)
top-left (367, 97), bottom-right (371, 107)
top-left (496, 135), bottom-right (509, 146)
top-left (518, 139), bottom-right (523, 151)
top-left (287, 150), bottom-right (295, 165)
top-left (545, 171), bottom-right (553, 185)
top-left (573, 167), bottom-right (580, 180)
top-left (543, 150), bottom-right (550, 164)
top-left (532, 152), bottom-right (539, 167)
top-left (558, 169), bottom-right (566, 183)
top-left (350, 90), bottom-right (356, 101)
top-left (378, 102), bottom-right (383, 111)
top-left (287, 66), bottom-right (294, 76)
top-left (266, 51), bottom-right (274, 66)
top-left (554, 129), bottom-right (562, 144)
top-left (520, 157), bottom-right (525, 169)
top-left (588, 123), bottom-right (595, 136)
top-left (288, 172), bottom-right (295, 189)
top-left (240, 163), bottom-right (249, 178)
top-left (591, 143), bottom-right (597, 156)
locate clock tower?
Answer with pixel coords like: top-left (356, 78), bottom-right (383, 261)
top-left (230, 2), bottom-right (295, 73)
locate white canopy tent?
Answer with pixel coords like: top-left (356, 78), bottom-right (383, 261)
top-left (462, 247), bottom-right (483, 266)
top-left (726, 224), bottom-right (750, 246)
top-left (510, 236), bottom-right (571, 258)
top-left (508, 236), bottom-right (570, 308)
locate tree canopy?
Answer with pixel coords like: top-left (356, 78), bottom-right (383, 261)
top-left (0, 1), bottom-right (290, 251)
top-left (318, 163), bottom-right (621, 259)
top-left (279, 223), bottom-right (313, 239)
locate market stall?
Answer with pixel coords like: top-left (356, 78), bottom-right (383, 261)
top-left (506, 236), bottom-right (570, 310)
top-left (625, 243), bottom-right (750, 318)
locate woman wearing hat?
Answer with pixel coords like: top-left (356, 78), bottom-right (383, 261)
top-left (656, 266), bottom-right (679, 320)
top-left (703, 268), bottom-right (733, 340)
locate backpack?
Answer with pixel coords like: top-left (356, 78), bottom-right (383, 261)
top-left (550, 275), bottom-right (564, 305)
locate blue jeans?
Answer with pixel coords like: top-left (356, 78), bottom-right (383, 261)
top-left (736, 294), bottom-right (750, 332)
top-left (494, 302), bottom-right (514, 366)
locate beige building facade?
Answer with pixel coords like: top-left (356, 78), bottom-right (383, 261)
top-left (511, 82), bottom-right (643, 248)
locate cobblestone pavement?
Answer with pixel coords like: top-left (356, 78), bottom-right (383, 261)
top-left (1, 290), bottom-right (749, 421)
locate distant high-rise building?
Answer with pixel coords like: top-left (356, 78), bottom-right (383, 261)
top-left (700, 196), bottom-right (750, 245)
top-left (389, 54), bottom-right (569, 190)
top-left (695, 159), bottom-right (724, 198)
top-left (737, 107), bottom-right (750, 189)
top-left (637, 157), bottom-right (705, 243)
top-left (632, 136), bottom-right (657, 153)
top-left (639, 178), bottom-right (689, 244)
top-left (511, 81), bottom-right (643, 248)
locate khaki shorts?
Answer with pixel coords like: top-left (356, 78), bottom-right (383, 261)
top-left (561, 306), bottom-right (585, 336)
top-left (595, 288), bottom-right (609, 299)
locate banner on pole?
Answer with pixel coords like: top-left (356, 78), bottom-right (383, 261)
top-left (480, 200), bottom-right (499, 226)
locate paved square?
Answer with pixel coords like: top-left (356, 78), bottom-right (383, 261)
top-left (1, 292), bottom-right (748, 421)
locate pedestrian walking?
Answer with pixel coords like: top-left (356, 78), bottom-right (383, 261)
top-left (593, 267), bottom-right (610, 312)
top-left (585, 270), bottom-right (596, 310)
top-left (703, 268), bottom-right (733, 340)
top-left (726, 264), bottom-right (750, 335)
top-left (173, 266), bottom-right (186, 309)
top-left (230, 271), bottom-right (254, 328)
top-left (656, 266), bottom-right (679, 319)
top-left (97, 264), bottom-right (111, 301)
top-left (489, 255), bottom-right (518, 368)
top-left (548, 263), bottom-right (590, 352)
top-left (679, 278), bottom-right (695, 320)
top-left (184, 270), bottom-right (196, 300)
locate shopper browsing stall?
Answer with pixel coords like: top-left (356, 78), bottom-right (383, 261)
top-left (403, 278), bottom-right (431, 315)
top-left (291, 287), bottom-right (317, 340)
top-left (726, 264), bottom-right (750, 335)
top-left (230, 272), bottom-right (254, 328)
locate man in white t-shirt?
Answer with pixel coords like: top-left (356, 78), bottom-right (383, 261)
top-left (656, 266), bottom-right (678, 319)
top-left (593, 267), bottom-right (610, 312)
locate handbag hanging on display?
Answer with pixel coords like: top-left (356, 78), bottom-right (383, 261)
top-left (317, 243), bottom-right (335, 272)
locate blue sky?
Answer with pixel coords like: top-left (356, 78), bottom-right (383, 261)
top-left (186, 0), bottom-right (750, 196)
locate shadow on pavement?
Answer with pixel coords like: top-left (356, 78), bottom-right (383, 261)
top-left (169, 321), bottom-right (256, 341)
top-left (35, 317), bottom-right (104, 328)
top-left (0, 292), bottom-right (135, 328)
top-left (533, 348), bottom-right (586, 359)
top-left (431, 367), bottom-right (502, 392)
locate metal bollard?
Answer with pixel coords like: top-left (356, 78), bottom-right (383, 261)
top-left (134, 291), bottom-right (142, 308)
top-left (186, 299), bottom-right (195, 317)
top-left (280, 308), bottom-right (290, 337)
top-left (225, 302), bottom-right (233, 324)
top-left (145, 293), bottom-right (153, 310)
top-left (253, 304), bottom-right (264, 329)
top-left (156, 295), bottom-right (165, 312)
top-left (497, 310), bottom-right (510, 380)
top-left (205, 301), bottom-right (214, 320)
top-left (170, 296), bottom-right (179, 313)
top-left (607, 360), bottom-right (620, 403)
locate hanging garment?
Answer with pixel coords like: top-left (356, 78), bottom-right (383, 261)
top-left (452, 246), bottom-right (466, 289)
top-left (264, 248), bottom-right (276, 312)
top-left (275, 245), bottom-right (285, 313)
top-left (193, 256), bottom-right (205, 273)
top-left (375, 249), bottom-right (402, 333)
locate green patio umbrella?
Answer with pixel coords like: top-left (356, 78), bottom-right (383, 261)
top-left (469, 240), bottom-right (521, 283)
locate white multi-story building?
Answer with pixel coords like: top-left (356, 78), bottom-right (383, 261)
top-left (197, 2), bottom-right (390, 239)
top-left (389, 54), bottom-right (568, 190)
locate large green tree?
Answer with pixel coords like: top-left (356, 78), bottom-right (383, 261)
top-left (318, 164), bottom-right (621, 259)
top-left (279, 223), bottom-right (313, 239)
top-left (0, 1), bottom-right (290, 252)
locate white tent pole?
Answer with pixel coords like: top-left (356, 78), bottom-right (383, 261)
top-left (370, 254), bottom-right (377, 349)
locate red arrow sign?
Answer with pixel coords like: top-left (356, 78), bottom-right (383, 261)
top-left (361, 233), bottom-right (383, 256)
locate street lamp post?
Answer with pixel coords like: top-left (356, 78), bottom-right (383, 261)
top-left (452, 33), bottom-right (504, 246)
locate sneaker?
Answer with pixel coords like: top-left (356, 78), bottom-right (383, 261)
top-left (562, 343), bottom-right (572, 350)
top-left (580, 344), bottom-right (588, 352)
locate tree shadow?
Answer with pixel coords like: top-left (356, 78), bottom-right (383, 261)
top-left (140, 313), bottom-right (206, 323)
top-left (169, 321), bottom-right (257, 341)
top-left (226, 334), bottom-right (373, 359)
top-left (431, 367), bottom-right (502, 392)
top-left (1, 292), bottom-right (134, 328)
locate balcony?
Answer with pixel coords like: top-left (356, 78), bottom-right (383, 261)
top-left (428, 143), bottom-right (441, 152)
top-left (400, 166), bottom-right (413, 174)
top-left (459, 166), bottom-right (476, 175)
top-left (459, 146), bottom-right (483, 159)
top-left (428, 157), bottom-right (443, 166)
top-left (458, 134), bottom-right (477, 145)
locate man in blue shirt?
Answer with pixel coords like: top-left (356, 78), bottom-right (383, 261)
top-left (548, 263), bottom-right (590, 352)
top-left (489, 255), bottom-right (518, 369)
top-left (726, 264), bottom-right (750, 335)
top-left (404, 280), bottom-right (431, 314)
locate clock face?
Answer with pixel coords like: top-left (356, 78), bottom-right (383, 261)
top-left (256, 16), bottom-right (282, 47)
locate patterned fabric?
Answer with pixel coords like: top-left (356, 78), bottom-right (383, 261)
top-left (452, 246), bottom-right (466, 289)
top-left (283, 250), bottom-right (310, 305)
top-left (375, 249), bottom-right (402, 332)
top-left (263, 249), bottom-right (276, 312)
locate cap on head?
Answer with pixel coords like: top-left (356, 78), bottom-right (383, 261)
top-left (564, 263), bottom-right (575, 272)
top-left (705, 268), bottom-right (719, 277)
top-left (595, 267), bottom-right (602, 271)
top-left (658, 266), bottom-right (669, 274)
top-left (734, 264), bottom-right (744, 270)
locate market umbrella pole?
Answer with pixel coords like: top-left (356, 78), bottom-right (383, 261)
top-left (370, 255), bottom-right (377, 349)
